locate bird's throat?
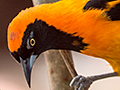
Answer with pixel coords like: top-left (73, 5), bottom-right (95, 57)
top-left (26, 19), bottom-right (89, 53)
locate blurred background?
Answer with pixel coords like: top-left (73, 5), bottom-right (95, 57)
top-left (0, 0), bottom-right (120, 90)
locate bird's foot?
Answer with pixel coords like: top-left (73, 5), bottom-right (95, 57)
top-left (69, 75), bottom-right (93, 90)
top-left (69, 72), bottom-right (118, 90)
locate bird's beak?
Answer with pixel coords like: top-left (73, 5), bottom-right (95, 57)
top-left (19, 54), bottom-right (37, 88)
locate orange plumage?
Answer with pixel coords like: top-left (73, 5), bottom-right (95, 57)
top-left (8, 0), bottom-right (120, 75)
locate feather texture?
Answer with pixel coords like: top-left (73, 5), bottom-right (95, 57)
top-left (8, 0), bottom-right (120, 74)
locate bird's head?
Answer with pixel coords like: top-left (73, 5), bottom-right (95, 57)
top-left (7, 7), bottom-right (51, 87)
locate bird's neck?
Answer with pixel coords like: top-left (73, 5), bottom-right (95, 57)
top-left (33, 20), bottom-right (88, 52)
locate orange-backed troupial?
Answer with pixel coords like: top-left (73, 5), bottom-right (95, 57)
top-left (7, 0), bottom-right (120, 90)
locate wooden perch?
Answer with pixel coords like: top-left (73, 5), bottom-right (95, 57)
top-left (44, 50), bottom-right (75, 90)
top-left (59, 50), bottom-right (78, 78)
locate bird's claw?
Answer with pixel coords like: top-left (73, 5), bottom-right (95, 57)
top-left (69, 75), bottom-right (93, 90)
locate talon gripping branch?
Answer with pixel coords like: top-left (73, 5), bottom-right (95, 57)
top-left (7, 0), bottom-right (120, 89)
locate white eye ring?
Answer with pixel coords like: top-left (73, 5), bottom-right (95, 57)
top-left (30, 38), bottom-right (36, 46)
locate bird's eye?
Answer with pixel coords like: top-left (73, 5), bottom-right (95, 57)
top-left (30, 38), bottom-right (36, 46)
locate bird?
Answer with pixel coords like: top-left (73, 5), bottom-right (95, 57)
top-left (7, 0), bottom-right (120, 90)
